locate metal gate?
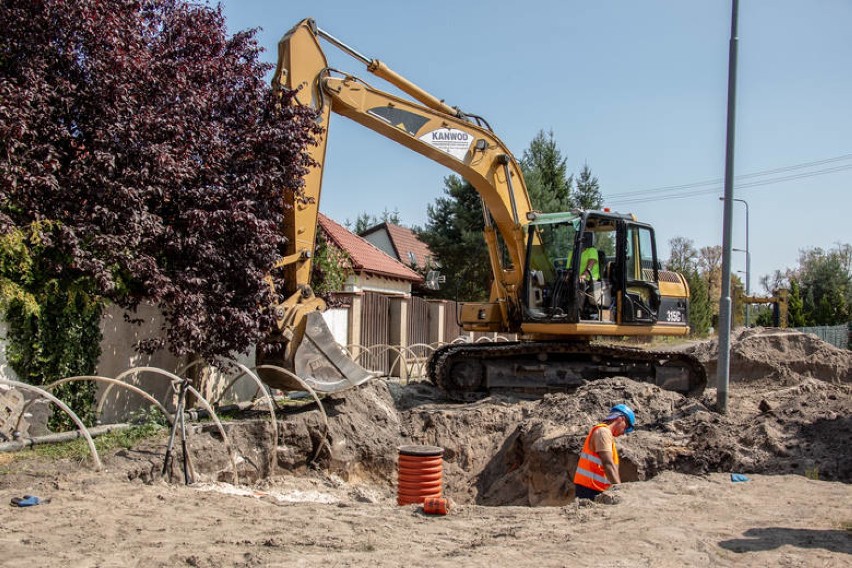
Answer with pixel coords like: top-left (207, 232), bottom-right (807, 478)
top-left (408, 296), bottom-right (431, 359)
top-left (442, 300), bottom-right (465, 343)
top-left (360, 292), bottom-right (391, 374)
top-left (408, 296), bottom-right (430, 345)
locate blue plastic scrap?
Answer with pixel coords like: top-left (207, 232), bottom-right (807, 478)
top-left (10, 495), bottom-right (41, 507)
top-left (730, 473), bottom-right (750, 483)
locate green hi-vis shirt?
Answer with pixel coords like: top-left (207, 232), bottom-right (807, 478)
top-left (567, 248), bottom-right (600, 280)
top-left (580, 247), bottom-right (600, 280)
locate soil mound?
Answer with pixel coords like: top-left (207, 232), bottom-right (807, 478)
top-left (119, 328), bottom-right (852, 507)
top-left (684, 327), bottom-right (852, 386)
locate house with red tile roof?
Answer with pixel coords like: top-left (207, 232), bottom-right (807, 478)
top-left (359, 222), bottom-right (436, 272)
top-left (318, 213), bottom-right (423, 295)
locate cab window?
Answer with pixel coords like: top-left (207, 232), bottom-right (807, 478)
top-left (625, 226), bottom-right (656, 283)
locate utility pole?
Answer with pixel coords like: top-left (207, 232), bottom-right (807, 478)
top-left (717, 0), bottom-right (739, 414)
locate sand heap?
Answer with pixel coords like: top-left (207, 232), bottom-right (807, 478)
top-left (684, 326), bottom-right (852, 386)
top-left (128, 328), bottom-right (850, 507)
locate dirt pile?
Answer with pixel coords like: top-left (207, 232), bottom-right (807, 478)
top-left (684, 326), bottom-right (852, 386)
top-left (123, 328), bottom-right (851, 507)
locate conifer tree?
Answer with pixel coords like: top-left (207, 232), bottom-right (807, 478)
top-left (520, 130), bottom-right (572, 213)
top-left (573, 163), bottom-right (603, 210)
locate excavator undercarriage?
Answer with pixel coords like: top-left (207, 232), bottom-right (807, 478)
top-left (429, 341), bottom-right (707, 398)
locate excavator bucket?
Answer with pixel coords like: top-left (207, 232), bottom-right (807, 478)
top-left (257, 312), bottom-right (376, 394)
top-left (292, 311), bottom-right (376, 393)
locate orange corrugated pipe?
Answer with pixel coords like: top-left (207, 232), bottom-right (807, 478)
top-left (397, 445), bottom-right (444, 506)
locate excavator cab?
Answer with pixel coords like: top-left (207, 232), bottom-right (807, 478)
top-left (522, 210), bottom-right (678, 328)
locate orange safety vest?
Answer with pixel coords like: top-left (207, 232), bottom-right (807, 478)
top-left (573, 423), bottom-right (619, 492)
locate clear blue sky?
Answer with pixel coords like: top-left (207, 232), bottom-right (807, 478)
top-left (218, 0), bottom-right (851, 291)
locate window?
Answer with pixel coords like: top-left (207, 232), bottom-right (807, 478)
top-left (626, 226), bottom-right (656, 283)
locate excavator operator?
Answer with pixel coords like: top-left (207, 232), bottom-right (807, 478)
top-left (572, 231), bottom-right (601, 318)
top-left (578, 232), bottom-right (600, 282)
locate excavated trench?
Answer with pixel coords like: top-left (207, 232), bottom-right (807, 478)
top-left (139, 328), bottom-right (852, 507)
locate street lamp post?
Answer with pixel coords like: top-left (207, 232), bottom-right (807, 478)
top-left (721, 196), bottom-right (750, 326)
top-left (732, 197), bottom-right (750, 326)
top-left (733, 248), bottom-right (751, 325)
top-left (717, 0), bottom-right (740, 414)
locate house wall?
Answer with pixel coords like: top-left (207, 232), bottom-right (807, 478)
top-left (344, 272), bottom-right (411, 296)
top-left (96, 303), bottom-right (182, 423)
top-left (323, 307), bottom-right (349, 348)
top-left (362, 230), bottom-right (396, 260)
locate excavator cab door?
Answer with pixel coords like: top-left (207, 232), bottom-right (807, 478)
top-left (521, 214), bottom-right (582, 322)
top-left (617, 222), bottom-right (661, 324)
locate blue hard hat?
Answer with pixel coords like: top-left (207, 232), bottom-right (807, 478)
top-left (606, 403), bottom-right (635, 433)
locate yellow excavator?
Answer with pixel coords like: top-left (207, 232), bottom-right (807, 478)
top-left (258, 18), bottom-right (706, 397)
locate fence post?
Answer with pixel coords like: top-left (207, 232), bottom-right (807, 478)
top-left (389, 297), bottom-right (410, 378)
top-left (428, 300), bottom-right (444, 345)
top-left (348, 292), bottom-right (364, 361)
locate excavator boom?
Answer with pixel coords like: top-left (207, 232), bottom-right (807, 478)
top-left (273, 19), bottom-right (533, 327)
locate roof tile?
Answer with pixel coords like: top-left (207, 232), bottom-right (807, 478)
top-left (318, 214), bottom-right (423, 282)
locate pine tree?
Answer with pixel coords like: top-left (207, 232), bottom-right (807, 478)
top-left (349, 208), bottom-right (402, 234)
top-left (787, 279), bottom-right (806, 327)
top-left (520, 130), bottom-right (572, 213)
top-left (416, 176), bottom-right (491, 301)
top-left (685, 269), bottom-right (712, 336)
top-left (573, 163), bottom-right (603, 210)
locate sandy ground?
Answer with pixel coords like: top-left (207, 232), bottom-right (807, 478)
top-left (0, 464), bottom-right (849, 568)
top-left (1, 328), bottom-right (851, 567)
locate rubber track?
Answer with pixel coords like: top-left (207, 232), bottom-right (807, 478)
top-left (428, 341), bottom-right (707, 398)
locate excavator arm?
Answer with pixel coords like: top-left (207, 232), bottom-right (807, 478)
top-left (273, 19), bottom-right (535, 328)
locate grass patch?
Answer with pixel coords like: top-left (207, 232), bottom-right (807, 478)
top-left (37, 423), bottom-right (167, 460)
top-left (1, 422), bottom-right (168, 466)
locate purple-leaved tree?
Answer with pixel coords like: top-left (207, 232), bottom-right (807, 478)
top-left (0, 0), bottom-right (320, 362)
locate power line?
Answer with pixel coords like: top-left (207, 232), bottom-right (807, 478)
top-left (607, 154), bottom-right (852, 201)
top-left (611, 163), bottom-right (852, 205)
top-left (606, 152), bottom-right (852, 198)
top-left (606, 156), bottom-right (852, 205)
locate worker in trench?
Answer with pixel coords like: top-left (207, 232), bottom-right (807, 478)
top-left (573, 404), bottom-right (636, 502)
